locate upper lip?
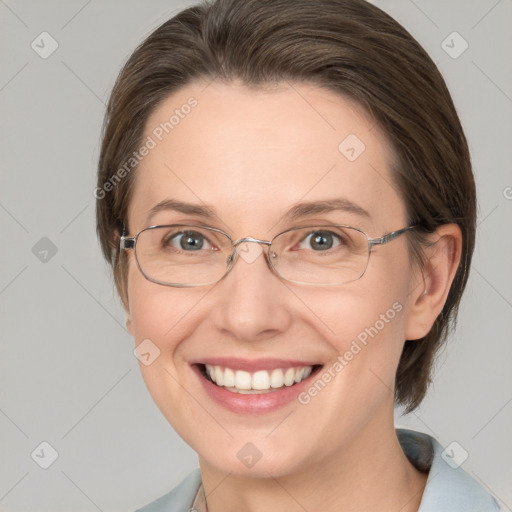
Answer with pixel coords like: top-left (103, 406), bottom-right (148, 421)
top-left (191, 357), bottom-right (321, 372)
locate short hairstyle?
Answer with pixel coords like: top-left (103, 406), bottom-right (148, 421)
top-left (96, 0), bottom-right (476, 412)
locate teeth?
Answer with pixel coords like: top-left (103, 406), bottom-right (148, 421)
top-left (214, 366), bottom-right (224, 386)
top-left (294, 367), bottom-right (305, 383)
top-left (284, 368), bottom-right (295, 386)
top-left (235, 370), bottom-right (252, 390)
top-left (270, 368), bottom-right (284, 388)
top-left (224, 367), bottom-right (235, 387)
top-left (204, 364), bottom-right (314, 392)
top-left (252, 370), bottom-right (270, 390)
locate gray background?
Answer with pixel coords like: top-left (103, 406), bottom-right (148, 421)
top-left (1, 0), bottom-right (511, 510)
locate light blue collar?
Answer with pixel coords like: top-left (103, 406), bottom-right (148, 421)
top-left (397, 429), bottom-right (502, 511)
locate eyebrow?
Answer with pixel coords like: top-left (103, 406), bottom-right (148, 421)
top-left (146, 198), bottom-right (217, 224)
top-left (145, 197), bottom-right (370, 225)
top-left (285, 198), bottom-right (370, 221)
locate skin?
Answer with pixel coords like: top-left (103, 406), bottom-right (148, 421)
top-left (124, 80), bottom-right (461, 512)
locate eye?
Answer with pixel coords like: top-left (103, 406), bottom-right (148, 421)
top-left (299, 230), bottom-right (343, 251)
top-left (164, 230), bottom-right (212, 251)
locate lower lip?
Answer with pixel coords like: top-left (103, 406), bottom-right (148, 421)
top-left (192, 365), bottom-right (320, 414)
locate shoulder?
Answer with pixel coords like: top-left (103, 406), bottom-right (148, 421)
top-left (134, 469), bottom-right (201, 512)
top-left (397, 428), bottom-right (503, 512)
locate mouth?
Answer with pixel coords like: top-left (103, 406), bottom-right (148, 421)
top-left (199, 363), bottom-right (319, 394)
top-left (191, 359), bottom-right (323, 414)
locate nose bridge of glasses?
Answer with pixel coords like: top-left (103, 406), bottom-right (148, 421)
top-left (232, 237), bottom-right (272, 248)
top-left (228, 237), bottom-right (275, 270)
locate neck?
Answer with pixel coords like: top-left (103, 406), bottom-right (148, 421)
top-left (198, 420), bottom-right (427, 512)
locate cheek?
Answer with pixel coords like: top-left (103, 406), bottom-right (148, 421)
top-left (313, 286), bottom-right (407, 391)
top-left (125, 268), bottom-right (206, 433)
top-left (126, 261), bottom-right (198, 344)
top-left (292, 287), bottom-right (409, 440)
top-left (298, 252), bottom-right (412, 398)
top-left (125, 266), bottom-right (196, 399)
top-left (297, 254), bottom-right (410, 352)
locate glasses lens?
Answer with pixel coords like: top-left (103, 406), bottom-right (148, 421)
top-left (135, 225), bottom-right (231, 286)
top-left (270, 226), bottom-right (370, 285)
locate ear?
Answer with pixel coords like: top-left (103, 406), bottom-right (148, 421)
top-left (126, 314), bottom-right (133, 335)
top-left (405, 224), bottom-right (462, 340)
top-left (124, 290), bottom-right (133, 333)
top-left (110, 227), bottom-right (123, 252)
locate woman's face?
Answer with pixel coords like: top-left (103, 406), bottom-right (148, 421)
top-left (125, 80), bottom-right (421, 477)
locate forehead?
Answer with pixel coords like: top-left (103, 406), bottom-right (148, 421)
top-left (128, 80), bottom-right (406, 234)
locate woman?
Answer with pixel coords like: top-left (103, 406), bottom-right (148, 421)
top-left (96, 0), bottom-right (502, 510)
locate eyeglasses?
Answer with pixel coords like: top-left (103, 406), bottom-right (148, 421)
top-left (120, 224), bottom-right (416, 287)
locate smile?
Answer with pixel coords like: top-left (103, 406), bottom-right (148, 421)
top-left (192, 359), bottom-right (322, 414)
top-left (203, 364), bottom-right (313, 394)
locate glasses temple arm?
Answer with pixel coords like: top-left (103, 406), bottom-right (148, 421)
top-left (369, 225), bottom-right (417, 246)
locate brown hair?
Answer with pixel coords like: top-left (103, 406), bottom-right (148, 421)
top-left (96, 0), bottom-right (476, 412)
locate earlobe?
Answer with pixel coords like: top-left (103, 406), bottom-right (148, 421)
top-left (405, 224), bottom-right (462, 341)
top-left (126, 315), bottom-right (133, 335)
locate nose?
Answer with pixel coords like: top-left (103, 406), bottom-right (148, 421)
top-left (211, 240), bottom-right (293, 343)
